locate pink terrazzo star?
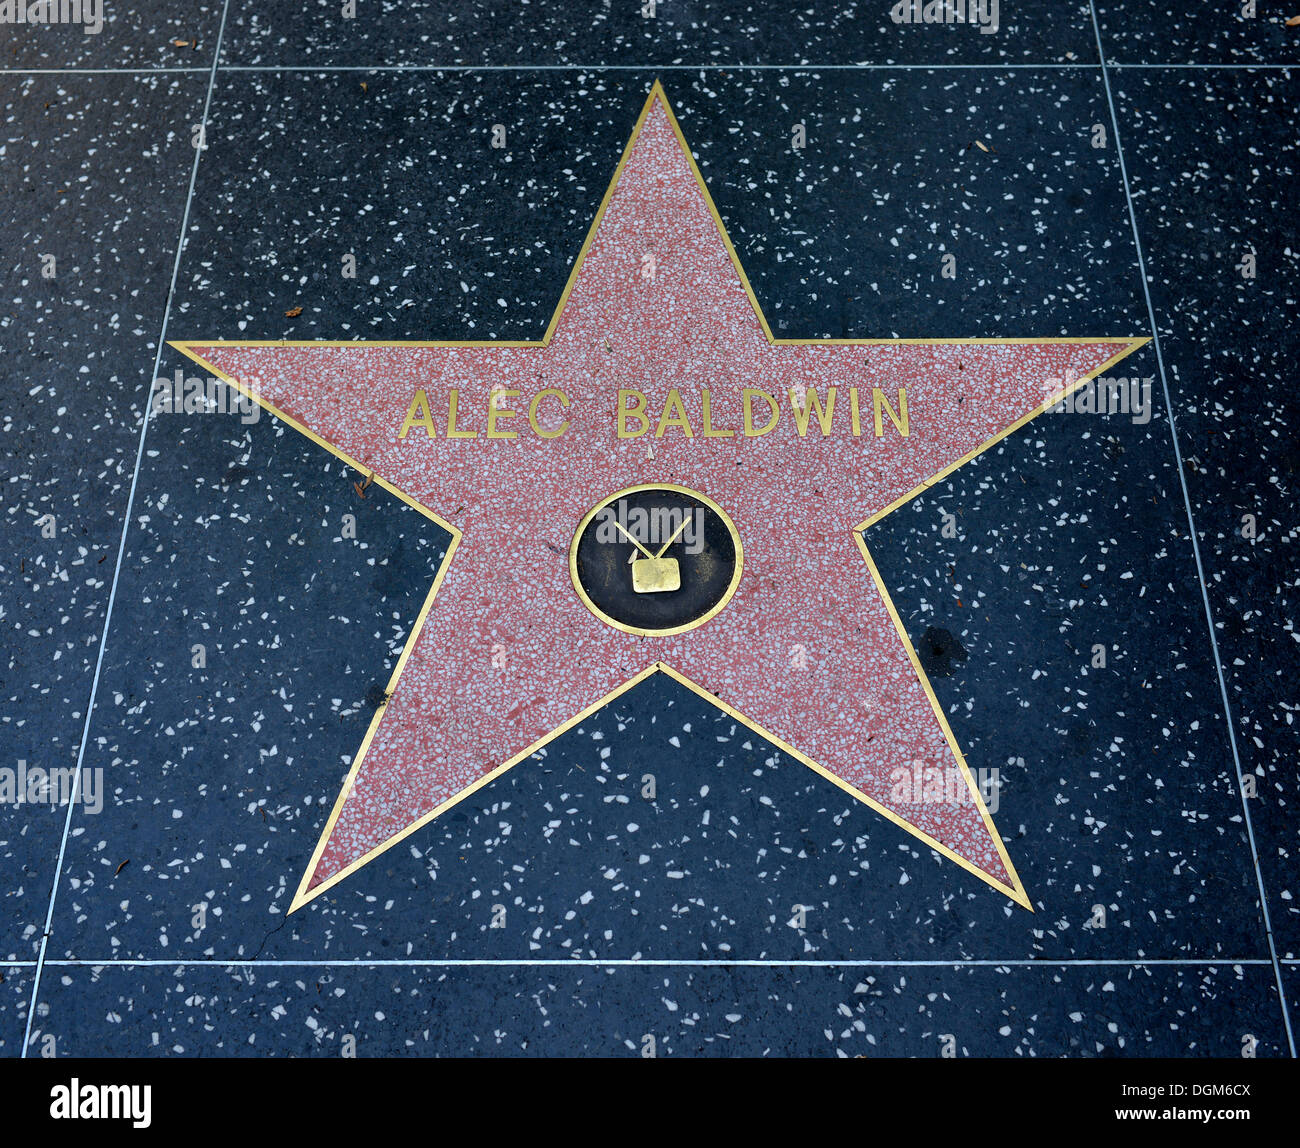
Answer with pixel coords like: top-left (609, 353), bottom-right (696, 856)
top-left (176, 83), bottom-right (1145, 911)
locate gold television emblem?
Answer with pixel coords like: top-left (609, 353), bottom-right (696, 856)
top-left (631, 555), bottom-right (680, 594)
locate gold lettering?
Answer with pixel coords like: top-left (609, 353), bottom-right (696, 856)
top-left (655, 388), bottom-right (694, 438)
top-left (528, 388), bottom-right (571, 439)
top-left (700, 389), bottom-right (734, 438)
top-left (487, 389), bottom-right (520, 439)
top-left (742, 389), bottom-right (779, 437)
top-left (850, 387), bottom-right (862, 437)
top-left (790, 386), bottom-right (836, 436)
top-left (398, 389), bottom-right (437, 439)
top-left (873, 387), bottom-right (909, 438)
top-left (617, 389), bottom-right (650, 438)
top-left (446, 389), bottom-right (477, 438)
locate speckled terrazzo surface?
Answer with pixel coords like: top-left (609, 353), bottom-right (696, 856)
top-left (1, 4), bottom-right (1296, 1058)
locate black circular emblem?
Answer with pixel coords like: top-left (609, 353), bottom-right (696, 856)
top-left (569, 484), bottom-right (743, 636)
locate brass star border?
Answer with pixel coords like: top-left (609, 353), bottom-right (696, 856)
top-left (173, 82), bottom-right (1148, 913)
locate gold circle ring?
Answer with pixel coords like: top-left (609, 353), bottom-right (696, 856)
top-left (568, 483), bottom-right (744, 638)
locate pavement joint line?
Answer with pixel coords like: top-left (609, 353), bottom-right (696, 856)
top-left (1088, 0), bottom-right (1296, 1060)
top-left (18, 0), bottom-right (236, 1060)
top-left (24, 957), bottom-right (1283, 968)
top-left (0, 62), bottom-right (1294, 76)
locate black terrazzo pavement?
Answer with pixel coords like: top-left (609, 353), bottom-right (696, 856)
top-left (219, 1), bottom-right (1096, 69)
top-left (0, 967), bottom-right (29, 1055)
top-left (27, 961), bottom-right (1290, 1057)
top-left (1, 2), bottom-right (223, 70)
top-left (1, 4), bottom-right (1295, 1057)
top-left (1112, 68), bottom-right (1300, 959)
top-left (0, 72), bottom-right (210, 959)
